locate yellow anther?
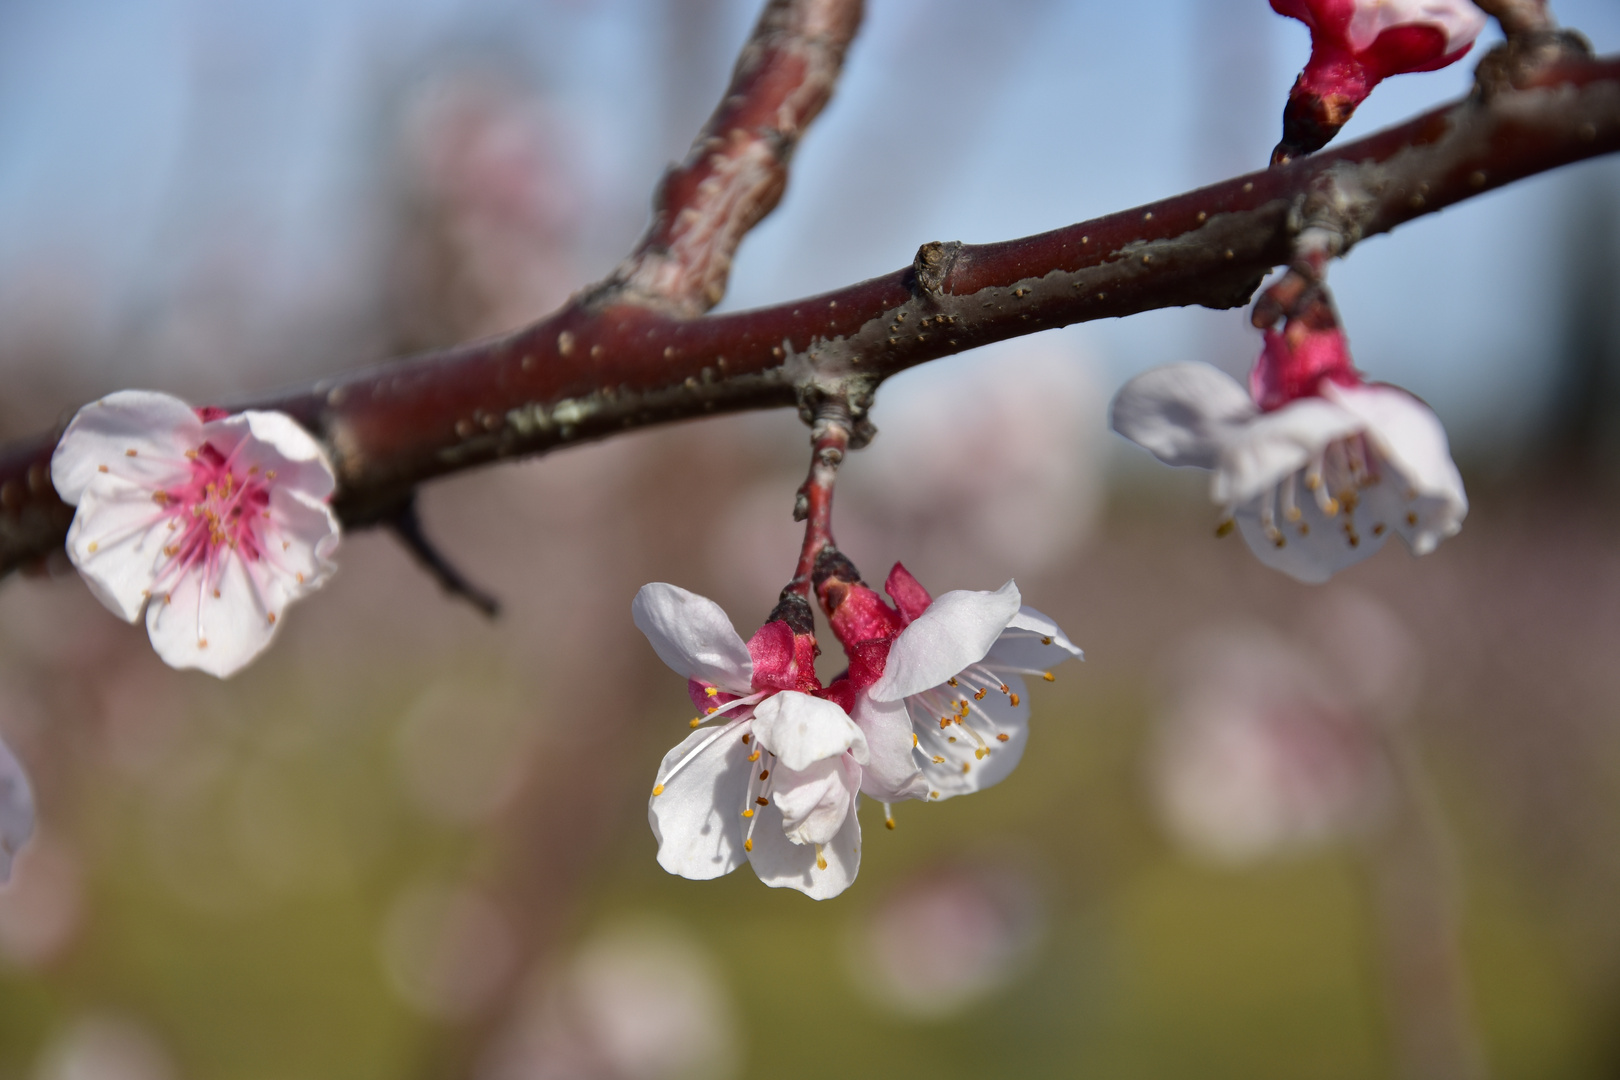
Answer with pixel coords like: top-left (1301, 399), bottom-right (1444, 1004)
top-left (705, 686), bottom-right (718, 697)
top-left (759, 769), bottom-right (769, 781)
top-left (961, 762), bottom-right (971, 774)
top-left (1323, 497), bottom-right (1340, 517)
top-left (125, 448), bottom-right (138, 457)
top-left (689, 717), bottom-right (702, 729)
top-left (947, 677), bottom-right (958, 687)
top-left (885, 817), bottom-right (896, 831)
top-left (1406, 512), bottom-right (1418, 526)
top-left (815, 845), bottom-right (828, 871)
top-left (948, 737), bottom-right (957, 743)
top-left (1042, 672), bottom-right (1055, 682)
top-left (755, 796), bottom-right (768, 806)
top-left (1285, 507), bottom-right (1302, 523)
top-left (1009, 693), bottom-right (1020, 706)
top-left (198, 638), bottom-right (208, 649)
top-left (1000, 683), bottom-right (1010, 693)
top-left (974, 688), bottom-right (987, 700)
top-left (745, 838), bottom-right (753, 852)
top-left (741, 733), bottom-right (751, 744)
top-left (1215, 518), bottom-right (1236, 538)
top-left (97, 464), bottom-right (108, 473)
top-left (267, 613), bottom-right (277, 625)
top-left (939, 717), bottom-right (952, 729)
top-left (86, 542), bottom-right (99, 553)
top-left (652, 784), bottom-right (665, 796)
top-left (1373, 523), bottom-right (1386, 536)
top-left (705, 706), bottom-right (718, 714)
top-left (742, 808), bottom-right (753, 818)
top-left (975, 748), bottom-right (988, 760)
top-left (930, 791), bottom-right (940, 799)
top-left (911, 733), bottom-right (918, 748)
top-left (932, 755), bottom-right (945, 764)
top-left (747, 750), bottom-right (760, 762)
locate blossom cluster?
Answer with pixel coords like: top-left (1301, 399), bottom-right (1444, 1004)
top-left (635, 555), bottom-right (1080, 899)
top-left (10, 0), bottom-right (1492, 902)
top-left (1111, 289), bottom-right (1467, 583)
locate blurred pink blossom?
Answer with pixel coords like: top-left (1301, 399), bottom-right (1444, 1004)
top-left (482, 919), bottom-right (739, 1080)
top-left (845, 862), bottom-right (1043, 1020)
top-left (1151, 618), bottom-right (1404, 862)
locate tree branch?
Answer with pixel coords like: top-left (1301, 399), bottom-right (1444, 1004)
top-left (1, 46), bottom-right (1617, 580)
top-left (601, 0), bottom-right (863, 315)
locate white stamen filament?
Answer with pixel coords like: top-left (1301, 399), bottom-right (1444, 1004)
top-left (652, 710), bottom-right (758, 793)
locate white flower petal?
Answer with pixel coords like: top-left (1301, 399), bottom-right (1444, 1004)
top-left (648, 721), bottom-right (751, 881)
top-left (50, 390), bottom-right (198, 504)
top-left (992, 606), bottom-right (1084, 670)
top-left (868, 582), bottom-right (1022, 703)
top-left (0, 734), bottom-right (35, 884)
top-left (632, 584), bottom-right (754, 693)
top-left (145, 550), bottom-right (276, 678)
top-left (1110, 363), bottom-right (1258, 469)
top-left (1234, 487), bottom-right (1392, 584)
top-left (62, 478), bottom-right (169, 622)
top-left (204, 411), bottom-right (337, 502)
top-left (1323, 383), bottom-right (1467, 555)
top-left (1344, 0), bottom-right (1486, 54)
top-left (746, 788), bottom-right (861, 900)
top-left (263, 488), bottom-right (342, 599)
top-left (1215, 398), bottom-right (1364, 506)
top-left (751, 691), bottom-right (868, 772)
top-left (914, 675), bottom-right (1031, 800)
top-left (772, 754), bottom-right (860, 846)
top-left (851, 695), bottom-right (930, 802)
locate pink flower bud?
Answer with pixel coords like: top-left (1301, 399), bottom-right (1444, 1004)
top-left (744, 593), bottom-right (822, 695)
top-left (1271, 0), bottom-right (1487, 162)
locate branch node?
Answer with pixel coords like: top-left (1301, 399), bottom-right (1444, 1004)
top-left (389, 497), bottom-right (501, 619)
top-left (911, 240), bottom-right (963, 300)
top-left (1475, 29), bottom-right (1594, 99)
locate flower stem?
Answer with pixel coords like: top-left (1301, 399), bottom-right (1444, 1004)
top-left (786, 406), bottom-right (851, 598)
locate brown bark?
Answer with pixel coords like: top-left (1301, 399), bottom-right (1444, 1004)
top-left (1, 37), bottom-right (1617, 580)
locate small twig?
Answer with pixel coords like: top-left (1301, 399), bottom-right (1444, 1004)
top-left (388, 496), bottom-right (501, 618)
top-left (600, 0), bottom-right (864, 315)
top-left (787, 404), bottom-right (851, 597)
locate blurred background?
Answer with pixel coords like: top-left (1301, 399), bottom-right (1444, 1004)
top-left (2, 0), bottom-right (1620, 1077)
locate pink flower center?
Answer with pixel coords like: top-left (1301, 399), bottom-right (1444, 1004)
top-left (152, 443), bottom-right (273, 587)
